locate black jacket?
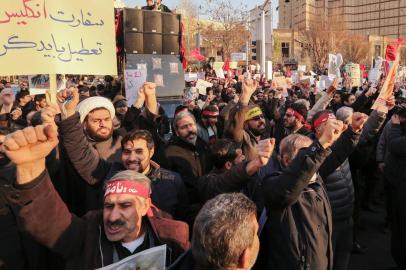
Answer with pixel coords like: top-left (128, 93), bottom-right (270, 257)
top-left (164, 136), bottom-right (212, 204)
top-left (257, 142), bottom-right (333, 270)
top-left (58, 113), bottom-right (189, 220)
top-left (384, 124), bottom-right (406, 187)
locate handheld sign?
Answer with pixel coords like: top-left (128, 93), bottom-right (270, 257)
top-left (0, 0), bottom-right (117, 75)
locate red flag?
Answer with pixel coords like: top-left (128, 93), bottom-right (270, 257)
top-left (189, 48), bottom-right (206, 61)
top-left (223, 58), bottom-right (230, 71)
top-left (180, 23), bottom-right (187, 69)
top-left (385, 38), bottom-right (404, 61)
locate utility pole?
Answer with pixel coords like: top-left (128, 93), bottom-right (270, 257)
top-left (260, 0), bottom-right (271, 78)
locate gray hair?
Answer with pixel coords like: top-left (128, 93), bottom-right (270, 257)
top-left (336, 106), bottom-right (353, 122)
top-left (192, 193), bottom-right (257, 269)
top-left (279, 134), bottom-right (313, 162)
top-left (173, 110), bottom-right (196, 130)
top-left (295, 99), bottom-right (311, 110)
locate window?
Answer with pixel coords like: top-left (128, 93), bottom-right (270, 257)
top-left (282, 42), bottom-right (290, 58)
top-left (374, 45), bottom-right (381, 58)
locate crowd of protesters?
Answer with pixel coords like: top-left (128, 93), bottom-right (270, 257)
top-left (0, 65), bottom-right (405, 270)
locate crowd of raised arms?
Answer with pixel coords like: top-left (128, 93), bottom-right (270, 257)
top-left (0, 68), bottom-right (406, 270)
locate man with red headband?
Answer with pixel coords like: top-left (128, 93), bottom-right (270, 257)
top-left (278, 102), bottom-right (311, 143)
top-left (1, 125), bottom-right (189, 269)
top-left (197, 105), bottom-right (221, 145)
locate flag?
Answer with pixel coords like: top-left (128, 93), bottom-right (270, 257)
top-left (384, 38), bottom-right (403, 77)
top-left (372, 52), bottom-right (400, 113)
top-left (385, 38), bottom-right (403, 61)
top-left (180, 23), bottom-right (187, 69)
top-left (223, 58), bottom-right (230, 71)
top-left (189, 48), bottom-right (206, 61)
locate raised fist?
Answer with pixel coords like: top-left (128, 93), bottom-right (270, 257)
top-left (143, 82), bottom-right (157, 96)
top-left (326, 78), bottom-right (339, 95)
top-left (4, 125), bottom-right (58, 166)
top-left (351, 112), bottom-right (368, 133)
top-left (57, 87), bottom-right (79, 119)
top-left (10, 107), bottom-right (22, 120)
top-left (242, 79), bottom-right (258, 97)
top-left (256, 138), bottom-right (276, 166)
top-left (319, 119), bottom-right (344, 148)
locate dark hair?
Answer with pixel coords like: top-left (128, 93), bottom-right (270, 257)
top-left (16, 91), bottom-right (29, 101)
top-left (290, 102), bottom-right (308, 119)
top-left (192, 193), bottom-right (257, 269)
top-left (121, 130), bottom-right (154, 150)
top-left (342, 93), bottom-right (355, 103)
top-left (34, 94), bottom-right (46, 102)
top-left (78, 85), bottom-right (90, 93)
top-left (30, 111), bottom-right (43, 127)
top-left (210, 139), bottom-right (239, 169)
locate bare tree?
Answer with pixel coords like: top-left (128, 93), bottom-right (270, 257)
top-left (338, 34), bottom-right (370, 65)
top-left (202, 0), bottom-right (250, 60)
top-left (401, 46), bottom-right (406, 65)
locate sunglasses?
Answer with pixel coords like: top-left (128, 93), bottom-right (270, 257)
top-left (285, 113), bottom-right (295, 118)
top-left (251, 115), bottom-right (264, 121)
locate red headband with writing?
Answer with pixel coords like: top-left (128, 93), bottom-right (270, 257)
top-left (286, 108), bottom-right (305, 123)
top-left (104, 180), bottom-right (150, 199)
top-left (202, 110), bottom-right (219, 117)
top-left (313, 112), bottom-right (336, 130)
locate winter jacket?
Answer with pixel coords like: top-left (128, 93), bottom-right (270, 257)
top-left (384, 124), bottom-right (406, 187)
top-left (2, 171), bottom-right (189, 270)
top-left (58, 113), bottom-right (189, 220)
top-left (325, 110), bottom-right (384, 221)
top-left (257, 127), bottom-right (361, 270)
top-left (0, 163), bottom-right (45, 270)
top-left (197, 162), bottom-right (252, 204)
top-left (376, 121), bottom-right (392, 164)
top-left (164, 136), bottom-right (212, 202)
top-left (257, 141), bottom-right (333, 270)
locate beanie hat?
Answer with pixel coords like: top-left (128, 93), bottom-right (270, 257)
top-left (76, 96), bottom-right (115, 123)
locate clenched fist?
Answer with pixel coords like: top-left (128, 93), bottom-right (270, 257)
top-left (256, 138), bottom-right (276, 166)
top-left (57, 87), bottom-right (80, 119)
top-left (351, 112), bottom-right (368, 133)
top-left (4, 125), bottom-right (58, 184)
top-left (319, 119), bottom-right (345, 149)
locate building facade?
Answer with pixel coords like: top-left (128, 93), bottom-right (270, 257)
top-left (276, 0), bottom-right (406, 67)
top-left (278, 0), bottom-right (406, 39)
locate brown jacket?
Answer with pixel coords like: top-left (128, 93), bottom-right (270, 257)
top-left (2, 171), bottom-right (189, 270)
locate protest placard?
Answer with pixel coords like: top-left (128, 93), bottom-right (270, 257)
top-left (96, 245), bottom-right (166, 270)
top-left (372, 55), bottom-right (400, 113)
top-left (298, 65), bottom-right (306, 72)
top-left (345, 63), bottom-right (361, 87)
top-left (215, 68), bottom-right (225, 79)
top-left (0, 0), bottom-right (117, 75)
top-left (125, 69), bottom-right (147, 106)
top-left (328, 53), bottom-right (343, 78)
top-left (184, 73), bottom-right (198, 82)
top-left (28, 74), bottom-right (49, 95)
top-left (212, 62), bottom-right (224, 70)
top-left (196, 79), bottom-right (213, 95)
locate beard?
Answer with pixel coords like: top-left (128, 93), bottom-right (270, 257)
top-left (181, 131), bottom-right (197, 145)
top-left (86, 126), bottom-right (113, 142)
top-left (124, 160), bottom-right (145, 173)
